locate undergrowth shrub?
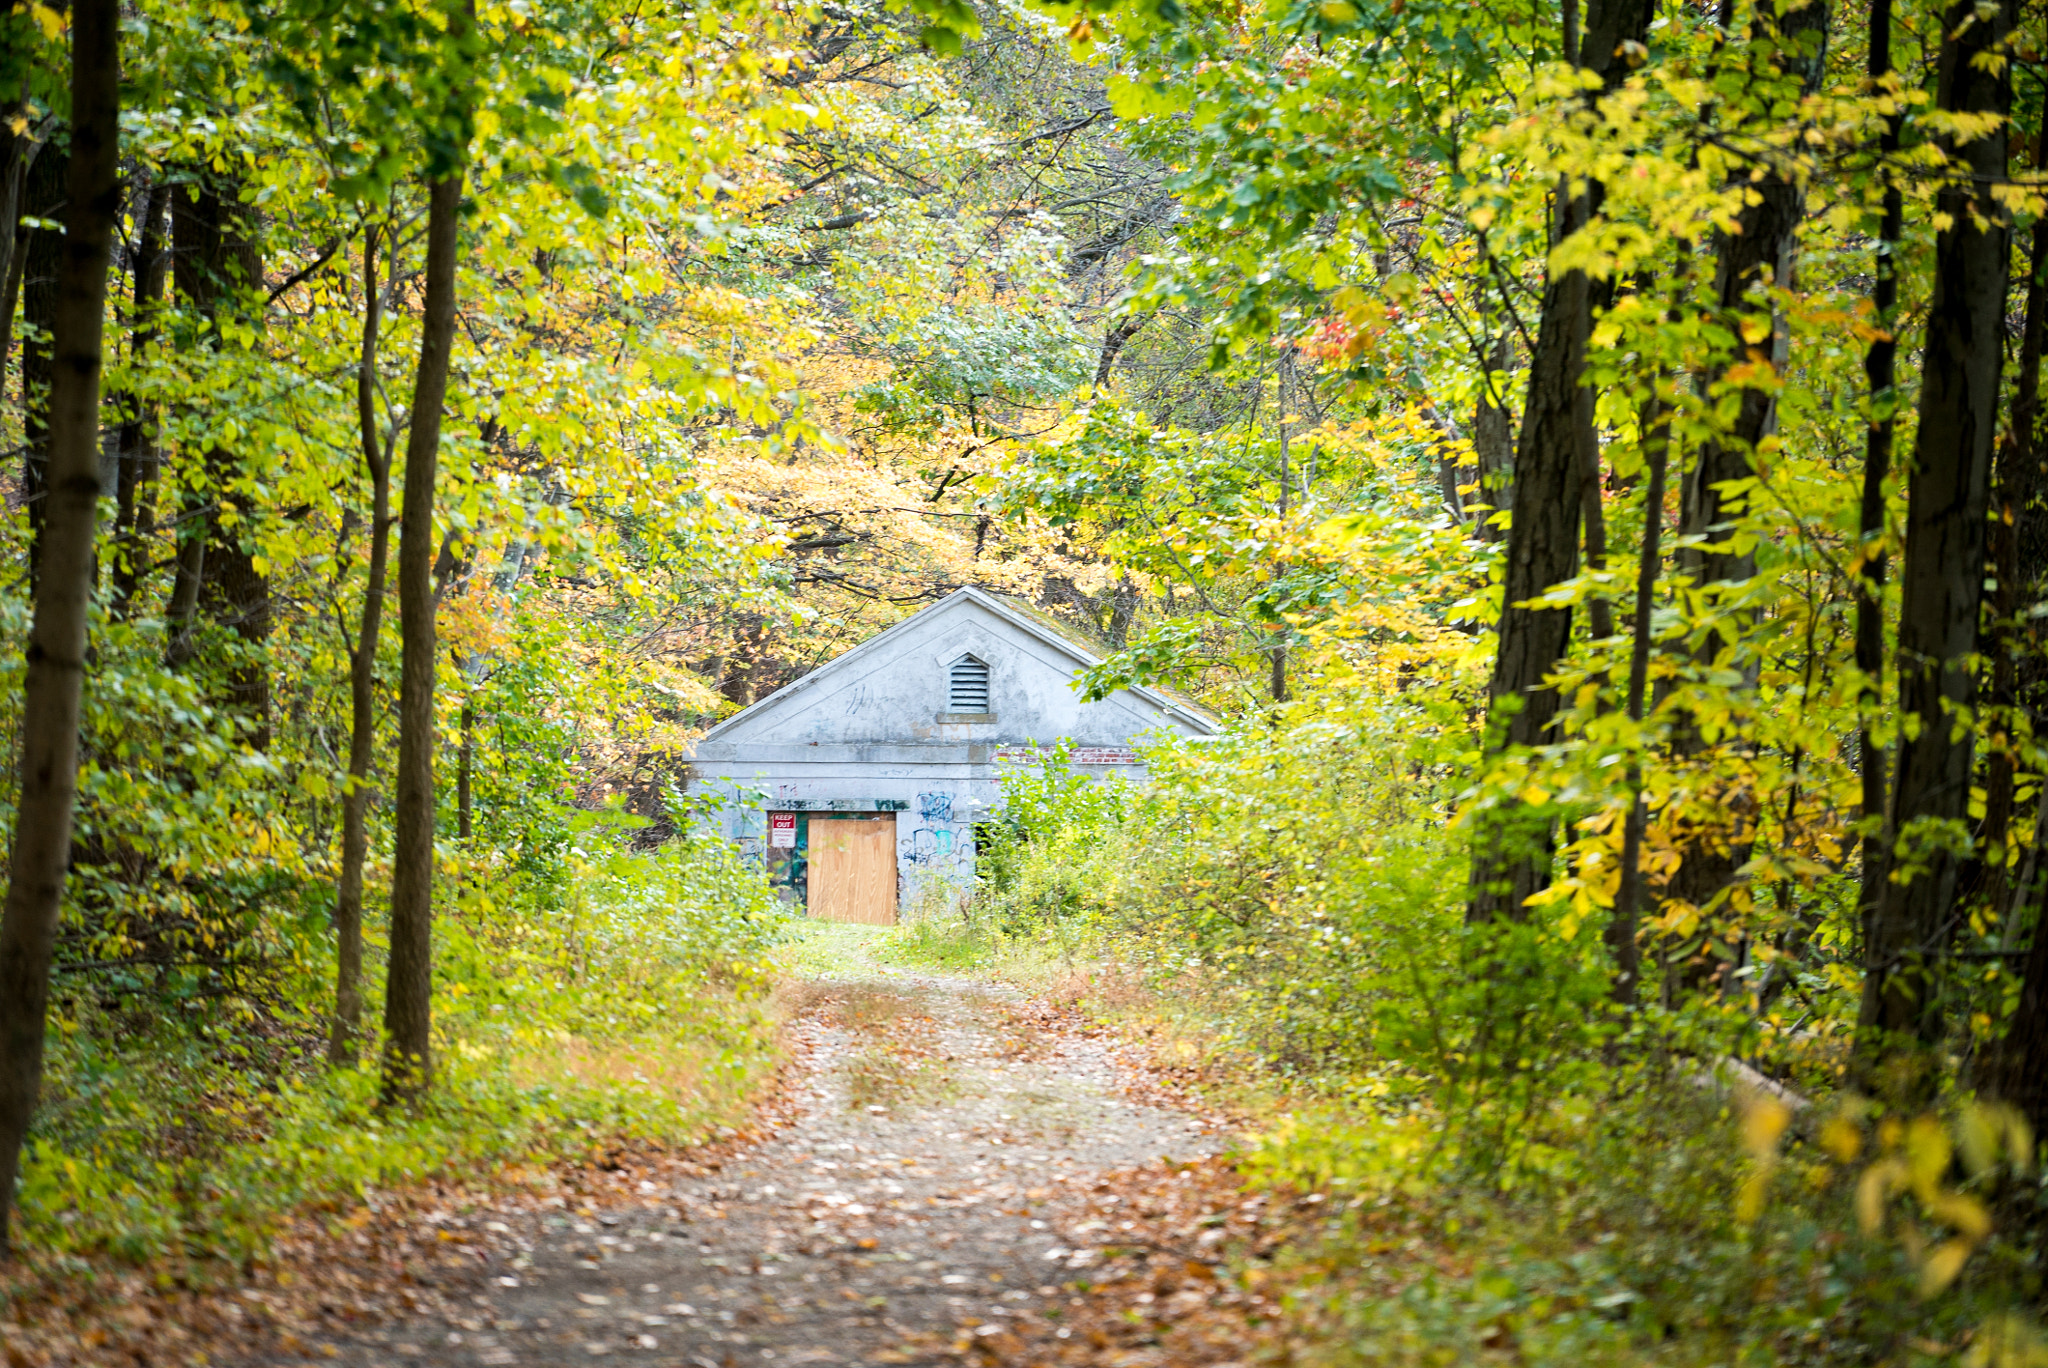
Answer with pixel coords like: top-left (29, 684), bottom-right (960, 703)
top-left (974, 742), bottom-right (1138, 935)
top-left (1250, 1085), bottom-right (2042, 1366)
top-left (955, 700), bottom-right (2048, 1363)
top-left (19, 829), bottom-right (786, 1263)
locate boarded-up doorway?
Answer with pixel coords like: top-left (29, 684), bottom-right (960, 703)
top-left (808, 815), bottom-right (898, 925)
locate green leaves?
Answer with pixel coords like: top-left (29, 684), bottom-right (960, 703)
top-left (549, 159), bottom-right (609, 219)
top-left (1078, 619), bottom-right (1209, 700)
top-left (245, 0), bottom-right (483, 196)
top-left (893, 0), bottom-right (982, 54)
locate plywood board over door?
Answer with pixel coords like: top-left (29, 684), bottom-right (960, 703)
top-left (808, 815), bottom-right (898, 925)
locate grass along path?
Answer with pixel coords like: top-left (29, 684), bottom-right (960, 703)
top-left (255, 926), bottom-right (1234, 1367)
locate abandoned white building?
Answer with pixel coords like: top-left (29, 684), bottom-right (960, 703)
top-left (683, 587), bottom-right (1217, 924)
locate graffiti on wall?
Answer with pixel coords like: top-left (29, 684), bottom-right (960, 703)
top-left (911, 826), bottom-right (956, 864)
top-left (906, 792), bottom-right (965, 872)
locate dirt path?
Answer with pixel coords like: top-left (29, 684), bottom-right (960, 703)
top-left (290, 951), bottom-right (1224, 1368)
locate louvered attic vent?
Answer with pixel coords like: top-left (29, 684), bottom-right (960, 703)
top-left (948, 655), bottom-right (990, 712)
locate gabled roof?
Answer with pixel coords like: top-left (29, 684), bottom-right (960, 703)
top-left (980, 589), bottom-right (1219, 726)
top-left (695, 586), bottom-right (1219, 743)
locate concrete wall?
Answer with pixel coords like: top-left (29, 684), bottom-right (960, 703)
top-left (691, 756), bottom-right (1147, 909)
top-left (694, 773), bottom-right (995, 909)
top-left (684, 591), bottom-right (1208, 912)
top-left (691, 596), bottom-right (1197, 752)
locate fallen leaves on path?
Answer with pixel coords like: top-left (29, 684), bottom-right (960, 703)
top-left (0, 961), bottom-right (1340, 1368)
top-left (0, 1087), bottom-right (798, 1368)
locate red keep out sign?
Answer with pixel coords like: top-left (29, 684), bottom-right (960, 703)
top-left (769, 813), bottom-right (797, 848)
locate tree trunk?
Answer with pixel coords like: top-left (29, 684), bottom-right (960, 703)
top-left (720, 614), bottom-right (766, 706)
top-left (1425, 399), bottom-right (1471, 522)
top-left (1094, 313), bottom-right (1149, 388)
top-left (1272, 360), bottom-right (1291, 706)
top-left (18, 142), bottom-right (67, 591)
top-left (1971, 85), bottom-right (2048, 934)
top-left (1985, 806), bottom-right (2048, 1137)
top-left (1856, 0), bottom-right (1903, 988)
top-left (381, 168), bottom-right (466, 1105)
top-left (110, 179), bottom-right (170, 618)
top-left (0, 215), bottom-right (25, 404)
top-left (457, 698), bottom-right (474, 844)
top-left (1472, 333), bottom-right (1514, 543)
top-left (0, 110), bottom-right (37, 393)
top-left (1470, 255), bottom-right (1587, 922)
top-left (331, 224), bottom-right (395, 1068)
top-left (0, 0), bottom-right (119, 1254)
top-left (169, 176), bottom-right (271, 743)
top-left (1977, 173), bottom-right (2048, 1135)
top-left (1107, 576), bottom-right (1140, 650)
top-left (162, 515), bottom-right (205, 662)
top-left (1857, 0), bottom-right (2009, 1096)
top-left (1610, 370), bottom-right (1674, 1006)
top-left (1468, 0), bottom-right (1653, 924)
top-left (1662, 0), bottom-right (1827, 990)
top-left (1577, 383), bottom-right (1613, 645)
top-left (163, 176), bottom-right (238, 667)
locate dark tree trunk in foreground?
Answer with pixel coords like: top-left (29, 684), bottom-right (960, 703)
top-left (0, 0), bottom-right (120, 1253)
top-left (382, 170), bottom-right (466, 1103)
top-left (331, 224), bottom-right (395, 1068)
top-left (1468, 264), bottom-right (1586, 921)
top-left (1665, 0), bottom-right (1827, 987)
top-left (1469, 0), bottom-right (1654, 922)
top-left (1856, 0), bottom-right (1903, 977)
top-left (1858, 0), bottom-right (2009, 1095)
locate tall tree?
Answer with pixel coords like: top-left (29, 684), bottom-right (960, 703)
top-left (1854, 0), bottom-right (1903, 988)
top-left (1271, 352), bottom-right (1294, 706)
top-left (1664, 0), bottom-right (1829, 988)
top-left (165, 174), bottom-right (271, 742)
top-left (1469, 0), bottom-right (1656, 922)
top-left (331, 222), bottom-right (396, 1067)
top-left (1471, 334), bottom-right (1514, 543)
top-left (1976, 94), bottom-right (2048, 1139)
top-left (0, 0), bottom-right (121, 1252)
top-left (1986, 790), bottom-right (2048, 1136)
top-left (1968, 84), bottom-right (2048, 941)
top-left (17, 140), bottom-right (66, 587)
top-left (382, 68), bottom-right (474, 1100)
top-left (1610, 353), bottom-right (1675, 1006)
top-left (1857, 0), bottom-right (2010, 1093)
top-left (111, 179), bottom-right (171, 617)
top-left (0, 108), bottom-right (39, 392)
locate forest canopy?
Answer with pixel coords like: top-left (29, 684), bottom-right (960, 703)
top-left (1, 0), bottom-right (2047, 1355)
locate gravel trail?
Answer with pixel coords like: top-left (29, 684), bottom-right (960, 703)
top-left (294, 955), bottom-right (1221, 1368)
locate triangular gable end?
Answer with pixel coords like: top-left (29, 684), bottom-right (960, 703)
top-left (695, 588), bottom-right (1217, 746)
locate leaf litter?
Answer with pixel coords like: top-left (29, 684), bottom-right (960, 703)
top-left (2, 965), bottom-right (1334, 1368)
